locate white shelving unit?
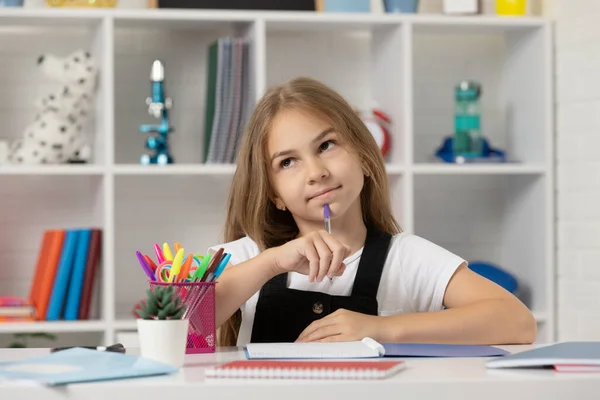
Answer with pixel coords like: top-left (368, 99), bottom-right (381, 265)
top-left (0, 8), bottom-right (554, 347)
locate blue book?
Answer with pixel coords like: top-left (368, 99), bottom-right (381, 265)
top-left (46, 229), bottom-right (79, 321)
top-left (0, 348), bottom-right (177, 385)
top-left (382, 343), bottom-right (509, 358)
top-left (64, 229), bottom-right (92, 320)
top-left (486, 341), bottom-right (600, 369)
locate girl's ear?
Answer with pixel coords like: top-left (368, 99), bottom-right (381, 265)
top-left (271, 196), bottom-right (286, 211)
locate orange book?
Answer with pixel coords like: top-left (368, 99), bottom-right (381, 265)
top-left (29, 230), bottom-right (54, 318)
top-left (36, 230), bottom-right (66, 320)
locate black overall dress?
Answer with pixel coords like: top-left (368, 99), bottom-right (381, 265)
top-left (250, 225), bottom-right (392, 343)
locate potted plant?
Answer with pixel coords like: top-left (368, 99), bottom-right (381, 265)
top-left (136, 285), bottom-right (189, 368)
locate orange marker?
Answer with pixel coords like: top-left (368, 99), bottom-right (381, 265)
top-left (174, 242), bottom-right (182, 253)
top-left (178, 254), bottom-right (193, 282)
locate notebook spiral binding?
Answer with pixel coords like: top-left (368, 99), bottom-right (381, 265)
top-left (205, 360), bottom-right (405, 380)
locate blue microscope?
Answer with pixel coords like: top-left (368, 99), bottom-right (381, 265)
top-left (139, 60), bottom-right (174, 165)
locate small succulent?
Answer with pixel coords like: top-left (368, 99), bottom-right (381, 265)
top-left (136, 285), bottom-right (186, 320)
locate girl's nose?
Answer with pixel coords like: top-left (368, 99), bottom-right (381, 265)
top-left (306, 158), bottom-right (329, 184)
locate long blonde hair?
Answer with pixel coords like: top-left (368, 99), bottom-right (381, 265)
top-left (218, 77), bottom-right (401, 346)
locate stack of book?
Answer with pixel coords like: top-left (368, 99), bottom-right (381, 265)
top-left (203, 37), bottom-right (253, 164)
top-left (0, 228), bottom-right (102, 323)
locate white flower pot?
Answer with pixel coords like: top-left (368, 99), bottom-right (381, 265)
top-left (137, 318), bottom-right (189, 368)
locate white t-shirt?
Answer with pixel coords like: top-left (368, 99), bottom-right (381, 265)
top-left (209, 232), bottom-right (466, 347)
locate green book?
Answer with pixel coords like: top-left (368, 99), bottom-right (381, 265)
top-left (203, 40), bottom-right (218, 163)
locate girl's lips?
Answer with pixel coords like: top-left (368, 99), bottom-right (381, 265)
top-left (309, 186), bottom-right (341, 201)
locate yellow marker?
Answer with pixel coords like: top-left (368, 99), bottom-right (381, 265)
top-left (169, 248), bottom-right (184, 282)
top-left (162, 242), bottom-right (174, 261)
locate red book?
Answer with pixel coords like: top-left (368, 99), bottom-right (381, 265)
top-left (78, 229), bottom-right (102, 320)
top-left (205, 360), bottom-right (405, 380)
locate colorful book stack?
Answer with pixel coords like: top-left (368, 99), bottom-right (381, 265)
top-left (0, 228), bottom-right (102, 323)
top-left (0, 297), bottom-right (35, 322)
top-left (203, 36), bottom-right (253, 164)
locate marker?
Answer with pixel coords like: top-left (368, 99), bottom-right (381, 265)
top-left (201, 248), bottom-right (224, 282)
top-left (143, 254), bottom-right (158, 272)
top-left (169, 248), bottom-right (184, 282)
top-left (154, 243), bottom-right (165, 264)
top-left (210, 253), bottom-right (231, 282)
top-left (162, 242), bottom-right (174, 261)
top-left (136, 251), bottom-right (156, 281)
top-left (178, 254), bottom-right (194, 283)
top-left (192, 253), bottom-right (212, 281)
top-left (174, 242), bottom-right (182, 253)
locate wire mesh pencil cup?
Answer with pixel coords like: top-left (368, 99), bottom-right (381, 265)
top-left (148, 280), bottom-right (216, 354)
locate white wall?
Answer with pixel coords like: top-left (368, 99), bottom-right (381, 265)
top-left (551, 0), bottom-right (600, 340)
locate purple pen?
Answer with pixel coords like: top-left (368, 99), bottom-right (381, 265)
top-left (324, 204), bottom-right (331, 234)
top-left (136, 251), bottom-right (156, 281)
top-left (324, 204), bottom-right (334, 284)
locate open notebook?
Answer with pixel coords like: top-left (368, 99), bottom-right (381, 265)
top-left (245, 337), bottom-right (508, 359)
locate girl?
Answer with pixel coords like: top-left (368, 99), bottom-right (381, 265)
top-left (209, 77), bottom-right (536, 347)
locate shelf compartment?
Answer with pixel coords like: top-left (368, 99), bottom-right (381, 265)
top-left (0, 17), bottom-right (109, 167)
top-left (412, 24), bottom-right (549, 165)
top-left (113, 174), bottom-right (232, 320)
top-left (414, 174), bottom-right (549, 314)
top-left (0, 175), bottom-right (104, 317)
top-left (113, 18), bottom-right (259, 165)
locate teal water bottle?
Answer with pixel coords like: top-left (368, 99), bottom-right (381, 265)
top-left (454, 81), bottom-right (482, 158)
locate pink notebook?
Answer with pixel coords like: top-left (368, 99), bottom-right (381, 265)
top-left (205, 360), bottom-right (405, 380)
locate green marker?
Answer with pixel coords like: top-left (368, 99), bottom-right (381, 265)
top-left (192, 253), bottom-right (212, 281)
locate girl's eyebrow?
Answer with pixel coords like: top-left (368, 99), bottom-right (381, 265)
top-left (270, 127), bottom-right (335, 163)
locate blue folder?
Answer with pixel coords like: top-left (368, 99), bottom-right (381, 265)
top-left (486, 342), bottom-right (600, 368)
top-left (383, 343), bottom-right (509, 358)
top-left (0, 348), bottom-right (177, 385)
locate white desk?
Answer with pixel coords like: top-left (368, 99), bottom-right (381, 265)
top-left (1, 345), bottom-right (600, 400)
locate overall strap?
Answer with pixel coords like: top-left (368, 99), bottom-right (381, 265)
top-left (350, 224), bottom-right (392, 299)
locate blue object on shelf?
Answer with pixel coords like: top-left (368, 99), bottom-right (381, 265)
top-left (384, 0), bottom-right (419, 13)
top-left (435, 136), bottom-right (506, 163)
top-left (324, 0), bottom-right (370, 12)
top-left (468, 262), bottom-right (519, 294)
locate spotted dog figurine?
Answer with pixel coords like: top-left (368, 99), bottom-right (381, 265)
top-left (6, 50), bottom-right (98, 165)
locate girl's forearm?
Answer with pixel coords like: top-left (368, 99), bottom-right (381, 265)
top-left (378, 299), bottom-right (537, 345)
top-left (214, 249), bottom-right (278, 328)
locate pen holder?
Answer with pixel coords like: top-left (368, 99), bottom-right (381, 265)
top-left (148, 281), bottom-right (216, 354)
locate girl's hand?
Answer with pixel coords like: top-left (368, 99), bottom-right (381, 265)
top-left (267, 230), bottom-right (351, 283)
top-left (296, 309), bottom-right (381, 342)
